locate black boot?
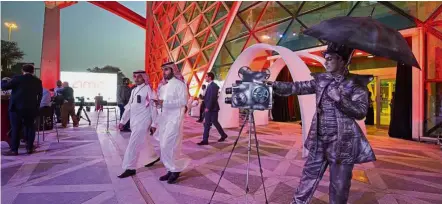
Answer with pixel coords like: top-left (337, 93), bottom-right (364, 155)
top-left (167, 172), bottom-right (181, 184)
top-left (218, 135), bottom-right (228, 142)
top-left (2, 150), bottom-right (18, 156)
top-left (26, 147), bottom-right (36, 155)
top-left (159, 171), bottom-right (171, 181)
top-left (197, 141), bottom-right (209, 145)
top-left (144, 158), bottom-right (160, 167)
top-left (118, 169), bottom-right (136, 178)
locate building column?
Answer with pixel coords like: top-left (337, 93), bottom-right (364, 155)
top-left (40, 6), bottom-right (60, 89)
top-left (412, 28), bottom-right (424, 140)
top-left (145, 2), bottom-right (152, 75)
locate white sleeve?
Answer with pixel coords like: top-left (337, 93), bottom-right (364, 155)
top-left (149, 87), bottom-right (158, 128)
top-left (120, 89), bottom-right (134, 125)
top-left (162, 82), bottom-right (188, 109)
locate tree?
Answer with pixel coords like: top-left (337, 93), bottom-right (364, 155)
top-left (86, 66), bottom-right (130, 101)
top-left (86, 65), bottom-right (128, 85)
top-left (1, 40), bottom-right (25, 70)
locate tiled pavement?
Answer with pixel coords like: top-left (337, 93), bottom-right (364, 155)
top-left (1, 110), bottom-right (442, 204)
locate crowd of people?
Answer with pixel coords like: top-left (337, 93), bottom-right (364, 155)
top-left (2, 42), bottom-right (376, 203)
top-left (115, 42), bottom-right (376, 203)
top-left (1, 64), bottom-right (83, 155)
top-left (116, 62), bottom-right (228, 183)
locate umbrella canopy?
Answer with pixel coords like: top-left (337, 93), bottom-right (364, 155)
top-left (303, 16), bottom-right (420, 68)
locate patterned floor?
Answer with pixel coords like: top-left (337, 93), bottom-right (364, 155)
top-left (1, 110), bottom-right (442, 204)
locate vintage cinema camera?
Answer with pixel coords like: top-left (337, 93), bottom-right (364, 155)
top-left (224, 66), bottom-right (273, 111)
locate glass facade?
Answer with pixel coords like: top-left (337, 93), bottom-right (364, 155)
top-left (146, 1), bottom-right (234, 95)
top-left (147, 1), bottom-right (441, 87)
top-left (425, 23), bottom-right (442, 136)
top-left (146, 1), bottom-right (442, 134)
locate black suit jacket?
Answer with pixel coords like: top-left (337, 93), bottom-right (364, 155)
top-left (1, 74), bottom-right (43, 114)
top-left (204, 82), bottom-right (220, 112)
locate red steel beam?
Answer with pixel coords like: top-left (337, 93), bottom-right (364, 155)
top-left (88, 1), bottom-right (146, 29)
top-left (44, 1), bottom-right (78, 9)
top-left (426, 5), bottom-right (442, 24)
top-left (59, 1), bottom-right (78, 9)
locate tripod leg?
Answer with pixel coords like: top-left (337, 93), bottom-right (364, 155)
top-left (245, 111), bottom-right (254, 204)
top-left (54, 114), bottom-right (59, 143)
top-left (43, 118), bottom-right (45, 141)
top-left (251, 113), bottom-right (269, 204)
top-left (208, 114), bottom-right (249, 204)
top-left (37, 116), bottom-right (40, 146)
top-left (83, 109), bottom-right (91, 125)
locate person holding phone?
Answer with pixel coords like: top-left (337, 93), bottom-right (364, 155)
top-left (117, 70), bottom-right (160, 178)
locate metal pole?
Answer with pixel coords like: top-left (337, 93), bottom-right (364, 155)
top-left (8, 27), bottom-right (12, 41)
top-left (106, 108), bottom-right (109, 132)
top-left (245, 110), bottom-right (253, 203)
top-left (251, 113), bottom-right (269, 203)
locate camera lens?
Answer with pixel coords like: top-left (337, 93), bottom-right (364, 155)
top-left (225, 97), bottom-right (232, 104)
top-left (225, 87), bottom-right (232, 94)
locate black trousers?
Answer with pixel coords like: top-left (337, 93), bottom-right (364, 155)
top-left (202, 111), bottom-right (227, 142)
top-left (55, 104), bottom-right (61, 122)
top-left (9, 110), bottom-right (37, 151)
top-left (198, 101), bottom-right (205, 121)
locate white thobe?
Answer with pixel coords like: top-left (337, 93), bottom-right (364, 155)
top-left (120, 84), bottom-right (159, 170)
top-left (153, 77), bottom-right (191, 172)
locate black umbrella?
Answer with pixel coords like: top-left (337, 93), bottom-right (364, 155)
top-left (303, 16), bottom-right (420, 68)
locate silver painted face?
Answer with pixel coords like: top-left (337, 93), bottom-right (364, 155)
top-left (324, 53), bottom-right (345, 74)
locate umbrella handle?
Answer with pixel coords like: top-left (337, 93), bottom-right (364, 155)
top-left (370, 6), bottom-right (376, 17)
top-left (345, 50), bottom-right (356, 69)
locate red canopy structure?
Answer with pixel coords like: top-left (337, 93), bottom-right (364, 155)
top-left (41, 1), bottom-right (148, 89)
top-left (40, 1), bottom-right (240, 93)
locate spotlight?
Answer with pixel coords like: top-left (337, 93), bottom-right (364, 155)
top-left (261, 35), bottom-right (270, 40)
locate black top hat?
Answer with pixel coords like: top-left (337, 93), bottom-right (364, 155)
top-left (322, 42), bottom-right (354, 62)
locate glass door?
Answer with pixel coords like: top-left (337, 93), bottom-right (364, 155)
top-left (367, 76), bottom-right (396, 128)
top-left (379, 78), bottom-right (396, 127)
top-left (367, 79), bottom-right (376, 126)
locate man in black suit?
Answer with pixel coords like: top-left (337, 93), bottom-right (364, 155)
top-left (1, 64), bottom-right (43, 155)
top-left (197, 72), bottom-right (228, 145)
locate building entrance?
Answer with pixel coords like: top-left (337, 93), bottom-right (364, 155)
top-left (352, 67), bottom-right (396, 129)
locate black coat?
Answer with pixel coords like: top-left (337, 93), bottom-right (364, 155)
top-left (1, 74), bottom-right (43, 114)
top-left (204, 82), bottom-right (220, 112)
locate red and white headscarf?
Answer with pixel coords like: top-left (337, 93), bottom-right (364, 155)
top-left (133, 70), bottom-right (152, 107)
top-left (157, 62), bottom-right (185, 91)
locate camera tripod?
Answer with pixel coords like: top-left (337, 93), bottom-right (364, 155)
top-left (76, 103), bottom-right (91, 125)
top-left (209, 110), bottom-right (268, 204)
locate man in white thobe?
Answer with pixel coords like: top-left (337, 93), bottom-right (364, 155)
top-left (152, 62), bottom-right (190, 184)
top-left (117, 70), bottom-right (160, 178)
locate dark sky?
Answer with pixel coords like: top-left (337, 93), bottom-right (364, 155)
top-left (1, 1), bottom-right (146, 78)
